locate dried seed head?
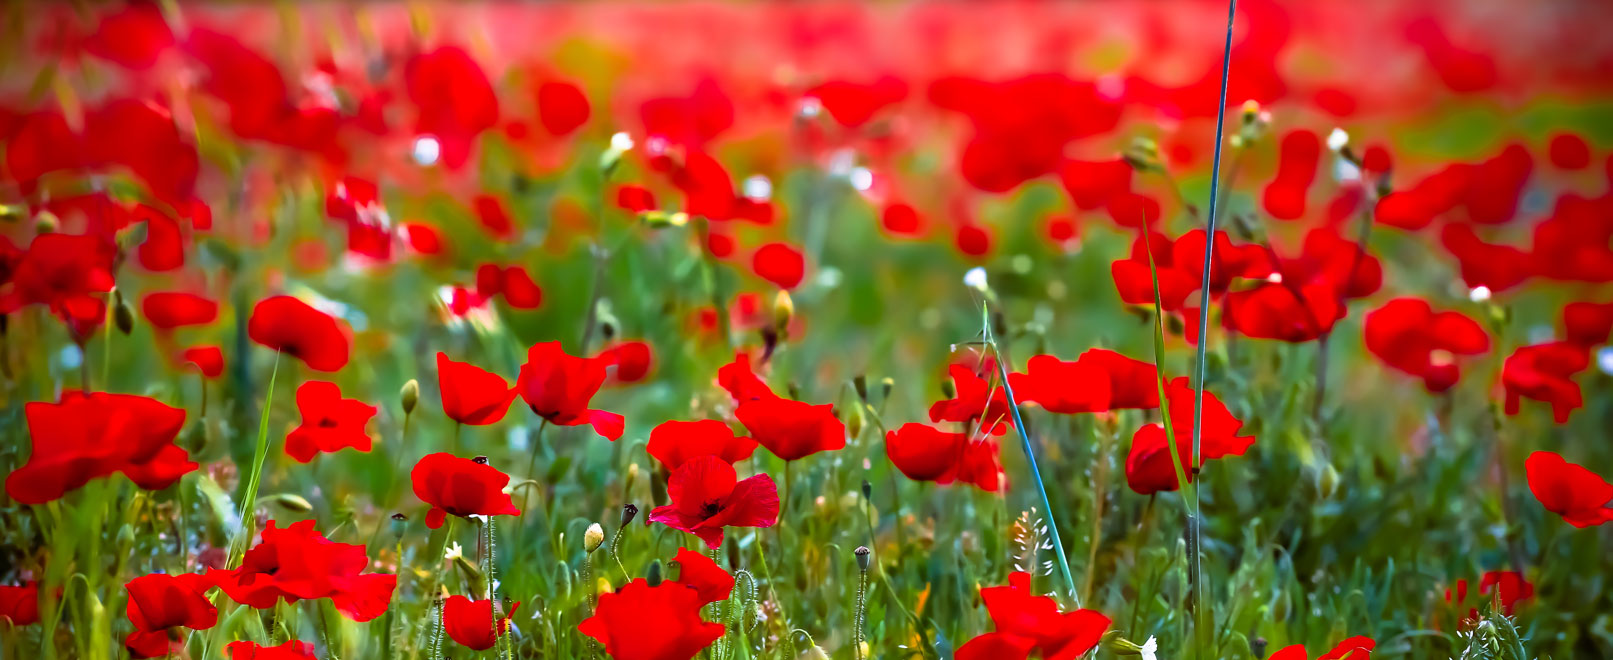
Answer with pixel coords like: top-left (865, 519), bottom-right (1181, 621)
top-left (472, 456), bottom-right (490, 465)
top-left (854, 545), bottom-right (871, 572)
top-left (400, 379), bottom-right (419, 414)
top-left (621, 503), bottom-right (639, 526)
top-left (584, 523), bottom-right (605, 553)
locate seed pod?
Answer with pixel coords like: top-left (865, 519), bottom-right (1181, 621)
top-left (400, 379), bottom-right (419, 414)
top-left (584, 523), bottom-right (605, 553)
top-left (854, 546), bottom-right (870, 572)
top-left (113, 291), bottom-right (134, 335)
top-left (621, 503), bottom-right (639, 526)
top-left (270, 493), bottom-right (313, 512)
top-left (389, 513), bottom-right (408, 539)
top-left (861, 479), bottom-right (872, 500)
top-left (853, 375), bottom-right (869, 402)
top-left (645, 560), bottom-right (663, 587)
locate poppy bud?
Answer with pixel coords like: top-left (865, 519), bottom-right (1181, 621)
top-left (1123, 137), bottom-right (1161, 172)
top-left (625, 462), bottom-right (639, 497)
top-left (939, 379), bottom-right (956, 401)
top-left (645, 559), bottom-right (663, 586)
top-left (621, 503), bottom-right (639, 526)
top-left (584, 523), bottom-right (605, 553)
top-left (390, 513), bottom-right (408, 539)
top-left (854, 545), bottom-right (870, 572)
top-left (400, 379), bottom-right (419, 414)
top-left (846, 404), bottom-right (864, 439)
top-left (772, 290), bottom-right (794, 336)
top-left (797, 646), bottom-right (830, 660)
top-left (472, 455), bottom-right (489, 465)
top-left (861, 479), bottom-right (872, 500)
top-left (0, 203), bottom-right (24, 222)
top-left (1251, 637), bottom-right (1268, 659)
top-left (270, 493), bottom-right (314, 512)
top-left (641, 210), bottom-right (689, 228)
top-left (113, 291), bottom-right (135, 335)
top-left (117, 523), bottom-right (136, 550)
top-left (853, 375), bottom-right (869, 402)
top-left (34, 210), bottom-right (58, 234)
top-left (1319, 463), bottom-right (1340, 499)
top-left (879, 377), bottom-right (894, 401)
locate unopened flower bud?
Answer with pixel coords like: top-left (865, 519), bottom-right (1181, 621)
top-left (861, 479), bottom-right (872, 500)
top-left (400, 379), bottom-right (419, 414)
top-left (853, 375), bottom-right (869, 402)
top-left (772, 290), bottom-right (794, 336)
top-left (621, 503), bottom-right (639, 526)
top-left (1123, 137), bottom-right (1161, 172)
top-left (645, 559), bottom-right (663, 586)
top-left (113, 291), bottom-right (135, 335)
top-left (641, 210), bottom-right (689, 228)
top-left (270, 493), bottom-right (313, 512)
top-left (854, 545), bottom-right (870, 572)
top-left (584, 523), bottom-right (605, 553)
top-left (33, 210), bottom-right (58, 234)
top-left (879, 377), bottom-right (894, 401)
top-left (390, 513), bottom-right (408, 539)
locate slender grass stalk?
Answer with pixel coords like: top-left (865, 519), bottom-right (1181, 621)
top-left (229, 351), bottom-right (281, 569)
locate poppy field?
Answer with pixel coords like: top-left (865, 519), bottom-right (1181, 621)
top-left (3, 1), bottom-right (1613, 659)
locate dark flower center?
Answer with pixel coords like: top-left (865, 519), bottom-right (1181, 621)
top-left (699, 499), bottom-right (724, 519)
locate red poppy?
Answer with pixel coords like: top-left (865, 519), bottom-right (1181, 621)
top-left (616, 185), bottom-right (658, 213)
top-left (537, 80), bottom-right (590, 136)
top-left (928, 364), bottom-right (1012, 435)
top-left (411, 452), bottom-right (522, 530)
top-left (1011, 348), bottom-right (1159, 413)
top-left (1363, 299), bottom-right (1490, 392)
top-left (1440, 225), bottom-right (1533, 293)
top-left (133, 204), bottom-right (186, 272)
top-left (82, 3), bottom-right (173, 69)
top-left (212, 520), bottom-right (396, 621)
top-left (1112, 230), bottom-right (1270, 311)
top-left (930, 74), bottom-right (1121, 193)
top-left (1563, 301), bottom-right (1613, 347)
top-left (734, 397), bottom-right (846, 462)
top-left (716, 352), bottom-right (777, 402)
top-left (436, 353), bottom-right (517, 426)
top-left (881, 201), bottom-right (924, 236)
top-left (1125, 378), bottom-right (1255, 495)
top-left (1463, 144), bottom-right (1533, 225)
top-left (1531, 193), bottom-right (1613, 283)
top-left (125, 572), bottom-right (216, 632)
top-left (1268, 636), bottom-right (1376, 660)
top-left (648, 455), bottom-right (779, 548)
top-left (1549, 133), bottom-right (1591, 170)
top-left (955, 572), bottom-right (1110, 660)
top-left (0, 582), bottom-right (39, 625)
top-left (578, 578), bottom-right (725, 660)
top-left (752, 242), bottom-right (805, 290)
top-left (1223, 280), bottom-right (1343, 343)
top-left (183, 346), bottom-right (225, 379)
top-left (472, 194), bottom-right (516, 239)
top-left (141, 292), bottom-right (217, 330)
top-left (516, 341), bottom-right (623, 440)
top-left (442, 595), bottom-right (521, 651)
top-left (1263, 130), bottom-right (1321, 220)
top-left (0, 233), bottom-right (116, 330)
top-left (884, 423), bottom-right (1003, 492)
top-left (225, 640), bottom-right (316, 660)
top-left (599, 340), bottom-right (654, 384)
top-left (1058, 158), bottom-right (1132, 211)
top-left (1502, 342), bottom-right (1589, 423)
top-left (647, 420), bottom-right (758, 471)
top-left (285, 381), bottom-right (376, 463)
top-left (247, 296), bottom-right (350, 372)
top-left (1525, 451), bottom-right (1613, 528)
top-left (126, 630), bottom-right (176, 659)
top-left (807, 76), bottom-right (906, 128)
top-left (5, 391), bottom-right (193, 504)
top-left (1478, 570), bottom-right (1533, 614)
top-left (671, 547), bottom-right (735, 605)
top-left (402, 222), bottom-right (447, 256)
top-left (406, 46), bottom-right (499, 169)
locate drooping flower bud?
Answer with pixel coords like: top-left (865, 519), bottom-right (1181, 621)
top-left (400, 379), bottom-right (420, 414)
top-left (113, 290), bottom-right (135, 335)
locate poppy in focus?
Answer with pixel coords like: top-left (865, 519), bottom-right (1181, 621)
top-left (648, 455), bottom-right (779, 548)
top-left (647, 419), bottom-right (759, 471)
top-left (285, 381), bottom-right (377, 463)
top-left (5, 392), bottom-right (193, 504)
top-left (577, 578), bottom-right (725, 660)
top-left (411, 452), bottom-right (522, 529)
top-left (436, 353), bottom-right (517, 426)
top-left (442, 595), bottom-right (520, 651)
top-left (516, 341), bottom-right (624, 440)
top-left (955, 571), bottom-right (1110, 660)
top-left (247, 296), bottom-right (351, 372)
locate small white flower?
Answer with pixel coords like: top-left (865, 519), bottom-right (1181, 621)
top-left (412, 136), bottom-right (441, 166)
top-left (1141, 636), bottom-right (1158, 660)
top-left (444, 541), bottom-right (464, 562)
top-left (743, 175), bottom-right (773, 200)
top-left (610, 131), bottom-right (635, 152)
top-left (1469, 285), bottom-right (1492, 302)
top-left (1327, 127), bottom-right (1350, 152)
top-left (849, 166), bottom-right (874, 192)
top-left (1597, 346), bottom-right (1613, 376)
top-left (964, 267), bottom-right (989, 292)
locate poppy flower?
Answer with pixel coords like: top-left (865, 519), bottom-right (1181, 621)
top-left (126, 630), bottom-right (176, 658)
top-left (537, 80), bottom-right (590, 136)
top-left (211, 520), bottom-right (396, 621)
top-left (1478, 570), bottom-right (1533, 614)
top-left (411, 452), bottom-right (522, 530)
top-left (955, 572), bottom-right (1110, 660)
top-left (1530, 193), bottom-right (1613, 283)
top-left (1502, 342), bottom-right (1589, 423)
top-left (734, 397), bottom-right (846, 462)
top-left (225, 640), bottom-right (316, 660)
top-left (716, 352), bottom-right (777, 402)
top-left (436, 353), bottom-right (517, 426)
top-left (5, 392), bottom-right (193, 504)
top-left (125, 572), bottom-right (216, 632)
top-left (752, 242), bottom-right (805, 290)
top-left (671, 546), bottom-right (735, 605)
top-left (285, 381), bottom-right (376, 463)
top-left (884, 423), bottom-right (1003, 491)
top-left (515, 341), bottom-right (623, 440)
top-left (616, 185), bottom-right (658, 213)
top-left (1440, 225), bottom-right (1533, 293)
top-left (1124, 378), bottom-right (1255, 495)
top-left (142, 292), bottom-right (218, 330)
top-left (82, 3), bottom-right (173, 69)
top-left (1223, 280), bottom-right (1343, 343)
top-left (647, 420), bottom-right (758, 471)
top-left (247, 296), bottom-right (350, 372)
top-left (472, 194), bottom-right (516, 239)
top-left (1111, 230), bottom-right (1270, 311)
top-left (928, 364), bottom-right (1012, 435)
top-left (1011, 348), bottom-right (1159, 413)
top-left (406, 46), bottom-right (499, 169)
top-left (1525, 451), bottom-right (1613, 528)
top-left (930, 74), bottom-right (1121, 193)
top-left (1363, 299), bottom-right (1490, 392)
top-left (648, 455), bottom-right (779, 548)
top-left (0, 233), bottom-right (116, 329)
top-left (1263, 130), bottom-right (1321, 220)
top-left (1462, 144), bottom-right (1533, 225)
top-left (183, 346), bottom-right (225, 379)
top-left (1549, 133), bottom-right (1591, 170)
top-left (1563, 301), bottom-right (1613, 347)
top-left (578, 578), bottom-right (725, 660)
top-left (1058, 158), bottom-right (1132, 211)
top-left (599, 340), bottom-right (654, 384)
top-left (1267, 636), bottom-right (1376, 660)
top-left (442, 595), bottom-right (520, 651)
top-left (0, 582), bottom-right (39, 625)
top-left (640, 78), bottom-right (734, 149)
top-left (402, 222), bottom-right (446, 256)
top-left (806, 76), bottom-right (907, 128)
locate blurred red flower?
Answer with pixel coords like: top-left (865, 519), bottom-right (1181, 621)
top-left (616, 185), bottom-right (658, 213)
top-left (472, 194), bottom-right (517, 239)
top-left (1263, 130), bottom-right (1321, 220)
top-left (1502, 342), bottom-right (1589, 423)
top-left (212, 519), bottom-right (396, 621)
top-left (402, 222), bottom-right (447, 257)
top-left (125, 573), bottom-right (216, 632)
top-left (648, 455), bottom-right (779, 548)
top-left (285, 381), bottom-right (376, 463)
top-left (1363, 298), bottom-right (1489, 392)
top-left (807, 76), bottom-right (907, 128)
top-left (647, 420), bottom-right (758, 471)
top-left (929, 363), bottom-right (1012, 435)
top-left (734, 397), bottom-right (846, 462)
top-left (142, 292), bottom-right (218, 330)
top-left (134, 204), bottom-right (186, 271)
top-left (1125, 378), bottom-right (1255, 495)
top-left (443, 595), bottom-right (520, 651)
top-left (1439, 224), bottom-right (1533, 293)
top-left (0, 233), bottom-right (116, 331)
top-left (407, 46), bottom-right (500, 169)
top-left (751, 242), bottom-right (805, 290)
top-left (436, 353), bottom-right (517, 426)
top-left (931, 74), bottom-right (1121, 193)
top-left (577, 578), bottom-right (725, 660)
top-left (225, 640), bottom-right (316, 660)
top-left (126, 630), bottom-right (176, 659)
top-left (247, 296), bottom-right (350, 372)
top-left (1549, 133), bottom-right (1591, 170)
top-left (1268, 635), bottom-right (1376, 660)
top-left (5, 392), bottom-right (192, 504)
top-left (183, 346), bottom-right (225, 379)
top-left (82, 3), bottom-right (173, 69)
top-left (884, 423), bottom-right (1003, 492)
top-left (1011, 348), bottom-right (1159, 413)
top-left (537, 80), bottom-right (590, 136)
top-left (516, 341), bottom-right (623, 439)
top-left (1058, 158), bottom-right (1132, 211)
top-left (641, 79), bottom-right (733, 149)
top-left (0, 582), bottom-right (39, 625)
top-left (955, 571), bottom-right (1110, 660)
top-left (671, 546), bottom-right (735, 605)
top-left (1478, 570), bottom-right (1533, 614)
top-left (411, 452), bottom-right (522, 530)
top-left (1525, 451), bottom-right (1613, 528)
top-left (599, 340), bottom-right (654, 384)
top-left (1563, 301), bottom-right (1613, 347)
